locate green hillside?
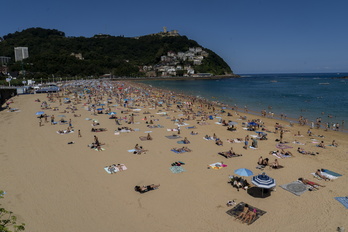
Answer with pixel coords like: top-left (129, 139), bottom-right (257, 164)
top-left (0, 27), bottom-right (233, 78)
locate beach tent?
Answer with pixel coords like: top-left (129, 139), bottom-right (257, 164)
top-left (251, 173), bottom-right (276, 197)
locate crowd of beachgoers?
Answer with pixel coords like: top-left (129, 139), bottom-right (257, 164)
top-left (1, 79), bottom-right (347, 232)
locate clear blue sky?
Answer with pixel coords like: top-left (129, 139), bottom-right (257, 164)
top-left (2, 0), bottom-right (348, 74)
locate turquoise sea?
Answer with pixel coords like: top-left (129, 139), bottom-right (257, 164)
top-left (141, 73), bottom-right (348, 131)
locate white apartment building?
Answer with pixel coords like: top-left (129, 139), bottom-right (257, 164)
top-left (14, 47), bottom-right (29, 62)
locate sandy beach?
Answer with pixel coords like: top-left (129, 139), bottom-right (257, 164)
top-left (1, 80), bottom-right (347, 232)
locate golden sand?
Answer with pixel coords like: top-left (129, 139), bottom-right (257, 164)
top-left (0, 81), bottom-right (347, 232)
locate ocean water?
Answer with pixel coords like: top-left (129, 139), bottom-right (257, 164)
top-left (140, 73), bottom-right (348, 129)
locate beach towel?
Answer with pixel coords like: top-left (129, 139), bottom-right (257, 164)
top-left (114, 132), bottom-right (120, 135)
top-left (165, 135), bottom-right (182, 139)
top-left (144, 131), bottom-right (152, 133)
top-left (292, 141), bottom-right (305, 145)
top-left (203, 137), bottom-right (214, 141)
top-left (218, 152), bottom-right (242, 159)
top-left (104, 164), bottom-right (127, 174)
top-left (322, 169), bottom-right (342, 177)
top-left (170, 166), bottom-right (186, 174)
top-left (276, 144), bottom-right (293, 149)
top-left (279, 181), bottom-right (308, 196)
top-left (177, 140), bottom-right (189, 144)
top-left (208, 162), bottom-right (227, 170)
top-left (249, 146), bottom-right (257, 149)
top-left (226, 202), bottom-right (266, 225)
top-left (104, 166), bottom-right (119, 174)
top-left (186, 126), bottom-right (196, 129)
top-left (128, 149), bottom-right (137, 153)
top-left (311, 172), bottom-right (337, 180)
top-left (94, 147), bottom-right (106, 151)
top-left (321, 172), bottom-right (339, 180)
top-left (334, 197), bottom-right (348, 209)
top-left (56, 130), bottom-right (74, 135)
top-left (171, 149), bottom-right (186, 154)
top-left (175, 123), bottom-right (189, 126)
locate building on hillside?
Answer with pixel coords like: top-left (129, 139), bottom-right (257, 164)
top-left (193, 59), bottom-right (202, 65)
top-left (14, 47), bottom-right (29, 62)
top-left (71, 53), bottom-right (84, 60)
top-left (0, 56), bottom-right (11, 65)
top-left (167, 51), bottom-right (176, 57)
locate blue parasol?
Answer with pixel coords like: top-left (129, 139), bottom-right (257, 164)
top-left (234, 168), bottom-right (254, 177)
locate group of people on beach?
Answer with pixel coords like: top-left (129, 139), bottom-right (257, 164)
top-left (25, 78), bottom-right (344, 229)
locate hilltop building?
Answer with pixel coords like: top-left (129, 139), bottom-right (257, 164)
top-left (14, 47), bottom-right (29, 62)
top-left (135, 27), bottom-right (180, 39)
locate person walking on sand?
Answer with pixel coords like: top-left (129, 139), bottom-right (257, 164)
top-left (78, 129), bottom-right (82, 138)
top-left (279, 129), bottom-right (284, 143)
top-left (51, 115), bottom-right (55, 125)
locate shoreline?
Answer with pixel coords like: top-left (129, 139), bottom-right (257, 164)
top-left (131, 80), bottom-right (348, 134)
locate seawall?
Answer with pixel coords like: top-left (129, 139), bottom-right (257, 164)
top-left (0, 87), bottom-right (17, 108)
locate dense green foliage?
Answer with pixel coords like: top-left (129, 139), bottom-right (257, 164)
top-left (0, 27), bottom-right (232, 78)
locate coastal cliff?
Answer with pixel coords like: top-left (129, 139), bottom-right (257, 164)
top-left (0, 28), bottom-right (233, 79)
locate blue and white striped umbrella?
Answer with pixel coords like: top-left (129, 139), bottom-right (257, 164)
top-left (252, 173), bottom-right (276, 189)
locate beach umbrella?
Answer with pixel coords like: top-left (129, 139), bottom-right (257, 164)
top-left (108, 112), bottom-right (117, 115)
top-left (99, 103), bottom-right (105, 106)
top-left (35, 111), bottom-right (44, 115)
top-left (234, 168), bottom-right (253, 177)
top-left (252, 173), bottom-right (276, 189)
top-left (64, 97), bottom-right (70, 100)
top-left (248, 122), bottom-right (258, 126)
top-left (97, 108), bottom-right (103, 111)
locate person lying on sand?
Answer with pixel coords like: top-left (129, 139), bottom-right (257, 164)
top-left (298, 178), bottom-right (325, 190)
top-left (172, 147), bottom-right (192, 152)
top-left (297, 147), bottom-right (318, 155)
top-left (215, 138), bottom-right (223, 146)
top-left (135, 184), bottom-right (160, 193)
top-left (219, 147), bottom-right (242, 158)
top-left (315, 169), bottom-right (330, 181)
top-left (91, 128), bottom-right (107, 132)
